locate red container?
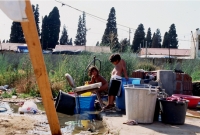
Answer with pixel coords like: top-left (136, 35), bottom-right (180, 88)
top-left (172, 94), bottom-right (200, 108)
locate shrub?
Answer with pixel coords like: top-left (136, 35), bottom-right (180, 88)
top-left (135, 61), bottom-right (157, 71)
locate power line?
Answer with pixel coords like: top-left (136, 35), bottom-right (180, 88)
top-left (55, 0), bottom-right (136, 30)
top-left (54, 0), bottom-right (195, 43)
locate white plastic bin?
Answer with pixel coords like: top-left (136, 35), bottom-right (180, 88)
top-left (125, 84), bottom-right (158, 123)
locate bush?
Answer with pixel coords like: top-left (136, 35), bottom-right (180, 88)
top-left (1, 91), bottom-right (12, 98)
top-left (135, 61), bottom-right (157, 71)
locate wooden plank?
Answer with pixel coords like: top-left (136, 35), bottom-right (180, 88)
top-left (20, 0), bottom-right (61, 134)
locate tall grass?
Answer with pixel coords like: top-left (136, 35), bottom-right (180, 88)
top-left (1, 52), bottom-right (200, 97)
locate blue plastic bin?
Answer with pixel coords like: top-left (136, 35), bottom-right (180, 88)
top-left (116, 78), bottom-right (141, 110)
top-left (75, 95), bottom-right (97, 112)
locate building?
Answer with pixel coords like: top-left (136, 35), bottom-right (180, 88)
top-left (0, 43), bottom-right (27, 52)
top-left (139, 48), bottom-right (191, 59)
top-left (54, 45), bottom-right (111, 53)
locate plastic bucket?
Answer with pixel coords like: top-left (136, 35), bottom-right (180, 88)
top-left (55, 90), bottom-right (76, 115)
top-left (75, 95), bottom-right (97, 112)
top-left (172, 94), bottom-right (200, 108)
top-left (116, 78), bottom-right (141, 110)
top-left (159, 99), bottom-right (188, 125)
top-left (125, 85), bottom-right (157, 123)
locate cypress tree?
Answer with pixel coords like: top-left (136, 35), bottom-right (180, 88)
top-left (68, 38), bottom-right (73, 45)
top-left (34, 4), bottom-right (40, 37)
top-left (151, 29), bottom-right (162, 48)
top-left (41, 15), bottom-right (49, 49)
top-left (101, 7), bottom-right (118, 47)
top-left (168, 24), bottom-right (178, 48)
top-left (82, 11), bottom-right (87, 45)
top-left (162, 32), bottom-right (169, 48)
top-left (145, 28), bottom-right (152, 47)
top-left (119, 38), bottom-right (129, 52)
top-left (60, 25), bottom-right (68, 45)
top-left (9, 22), bottom-right (25, 43)
top-left (131, 24), bottom-right (145, 52)
top-left (74, 15), bottom-right (84, 45)
top-left (47, 7), bottom-right (60, 49)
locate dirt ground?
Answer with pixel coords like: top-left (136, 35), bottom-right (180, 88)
top-left (0, 98), bottom-right (51, 135)
top-left (103, 114), bottom-right (200, 135)
top-left (0, 98), bottom-right (200, 135)
top-left (0, 114), bottom-right (51, 135)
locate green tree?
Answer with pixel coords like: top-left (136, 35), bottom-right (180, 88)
top-left (68, 38), bottom-right (73, 45)
top-left (74, 15), bottom-right (84, 45)
top-left (47, 7), bottom-right (60, 49)
top-left (96, 41), bottom-right (99, 46)
top-left (9, 22), bottom-right (25, 43)
top-left (162, 32), bottom-right (169, 48)
top-left (151, 29), bottom-right (162, 48)
top-left (119, 38), bottom-right (129, 52)
top-left (59, 25), bottom-right (68, 45)
top-left (82, 11), bottom-right (87, 45)
top-left (41, 15), bottom-right (49, 49)
top-left (109, 31), bottom-right (120, 52)
top-left (168, 24), bottom-right (178, 48)
top-left (150, 33), bottom-right (155, 48)
top-left (131, 24), bottom-right (145, 52)
top-left (32, 4), bottom-right (40, 37)
top-left (145, 28), bottom-right (152, 47)
top-left (101, 7), bottom-right (118, 47)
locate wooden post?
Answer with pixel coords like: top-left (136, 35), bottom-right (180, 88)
top-left (20, 0), bottom-right (61, 134)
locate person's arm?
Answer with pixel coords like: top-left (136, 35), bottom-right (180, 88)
top-left (97, 76), bottom-right (108, 91)
top-left (88, 75), bottom-right (95, 84)
top-left (122, 59), bottom-right (128, 80)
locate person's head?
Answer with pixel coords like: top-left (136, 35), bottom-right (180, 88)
top-left (109, 53), bottom-right (121, 65)
top-left (88, 66), bottom-right (99, 77)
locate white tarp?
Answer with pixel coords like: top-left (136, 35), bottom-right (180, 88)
top-left (0, 0), bottom-right (28, 22)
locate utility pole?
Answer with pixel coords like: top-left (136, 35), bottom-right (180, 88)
top-left (191, 31), bottom-right (196, 59)
top-left (145, 41), bottom-right (147, 58)
top-left (129, 28), bottom-right (131, 45)
top-left (143, 40), bottom-right (144, 48)
top-left (168, 43), bottom-right (171, 63)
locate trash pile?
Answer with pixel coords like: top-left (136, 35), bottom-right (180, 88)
top-left (18, 101), bottom-right (39, 114)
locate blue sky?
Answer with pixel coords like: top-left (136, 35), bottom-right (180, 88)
top-left (0, 0), bottom-right (200, 49)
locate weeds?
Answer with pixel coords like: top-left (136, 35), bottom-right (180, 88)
top-left (135, 61), bottom-right (157, 71)
top-left (1, 91), bottom-right (12, 98)
top-left (1, 52), bottom-right (200, 98)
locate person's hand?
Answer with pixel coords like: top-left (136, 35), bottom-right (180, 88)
top-left (91, 75), bottom-right (95, 80)
top-left (85, 81), bottom-right (89, 85)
